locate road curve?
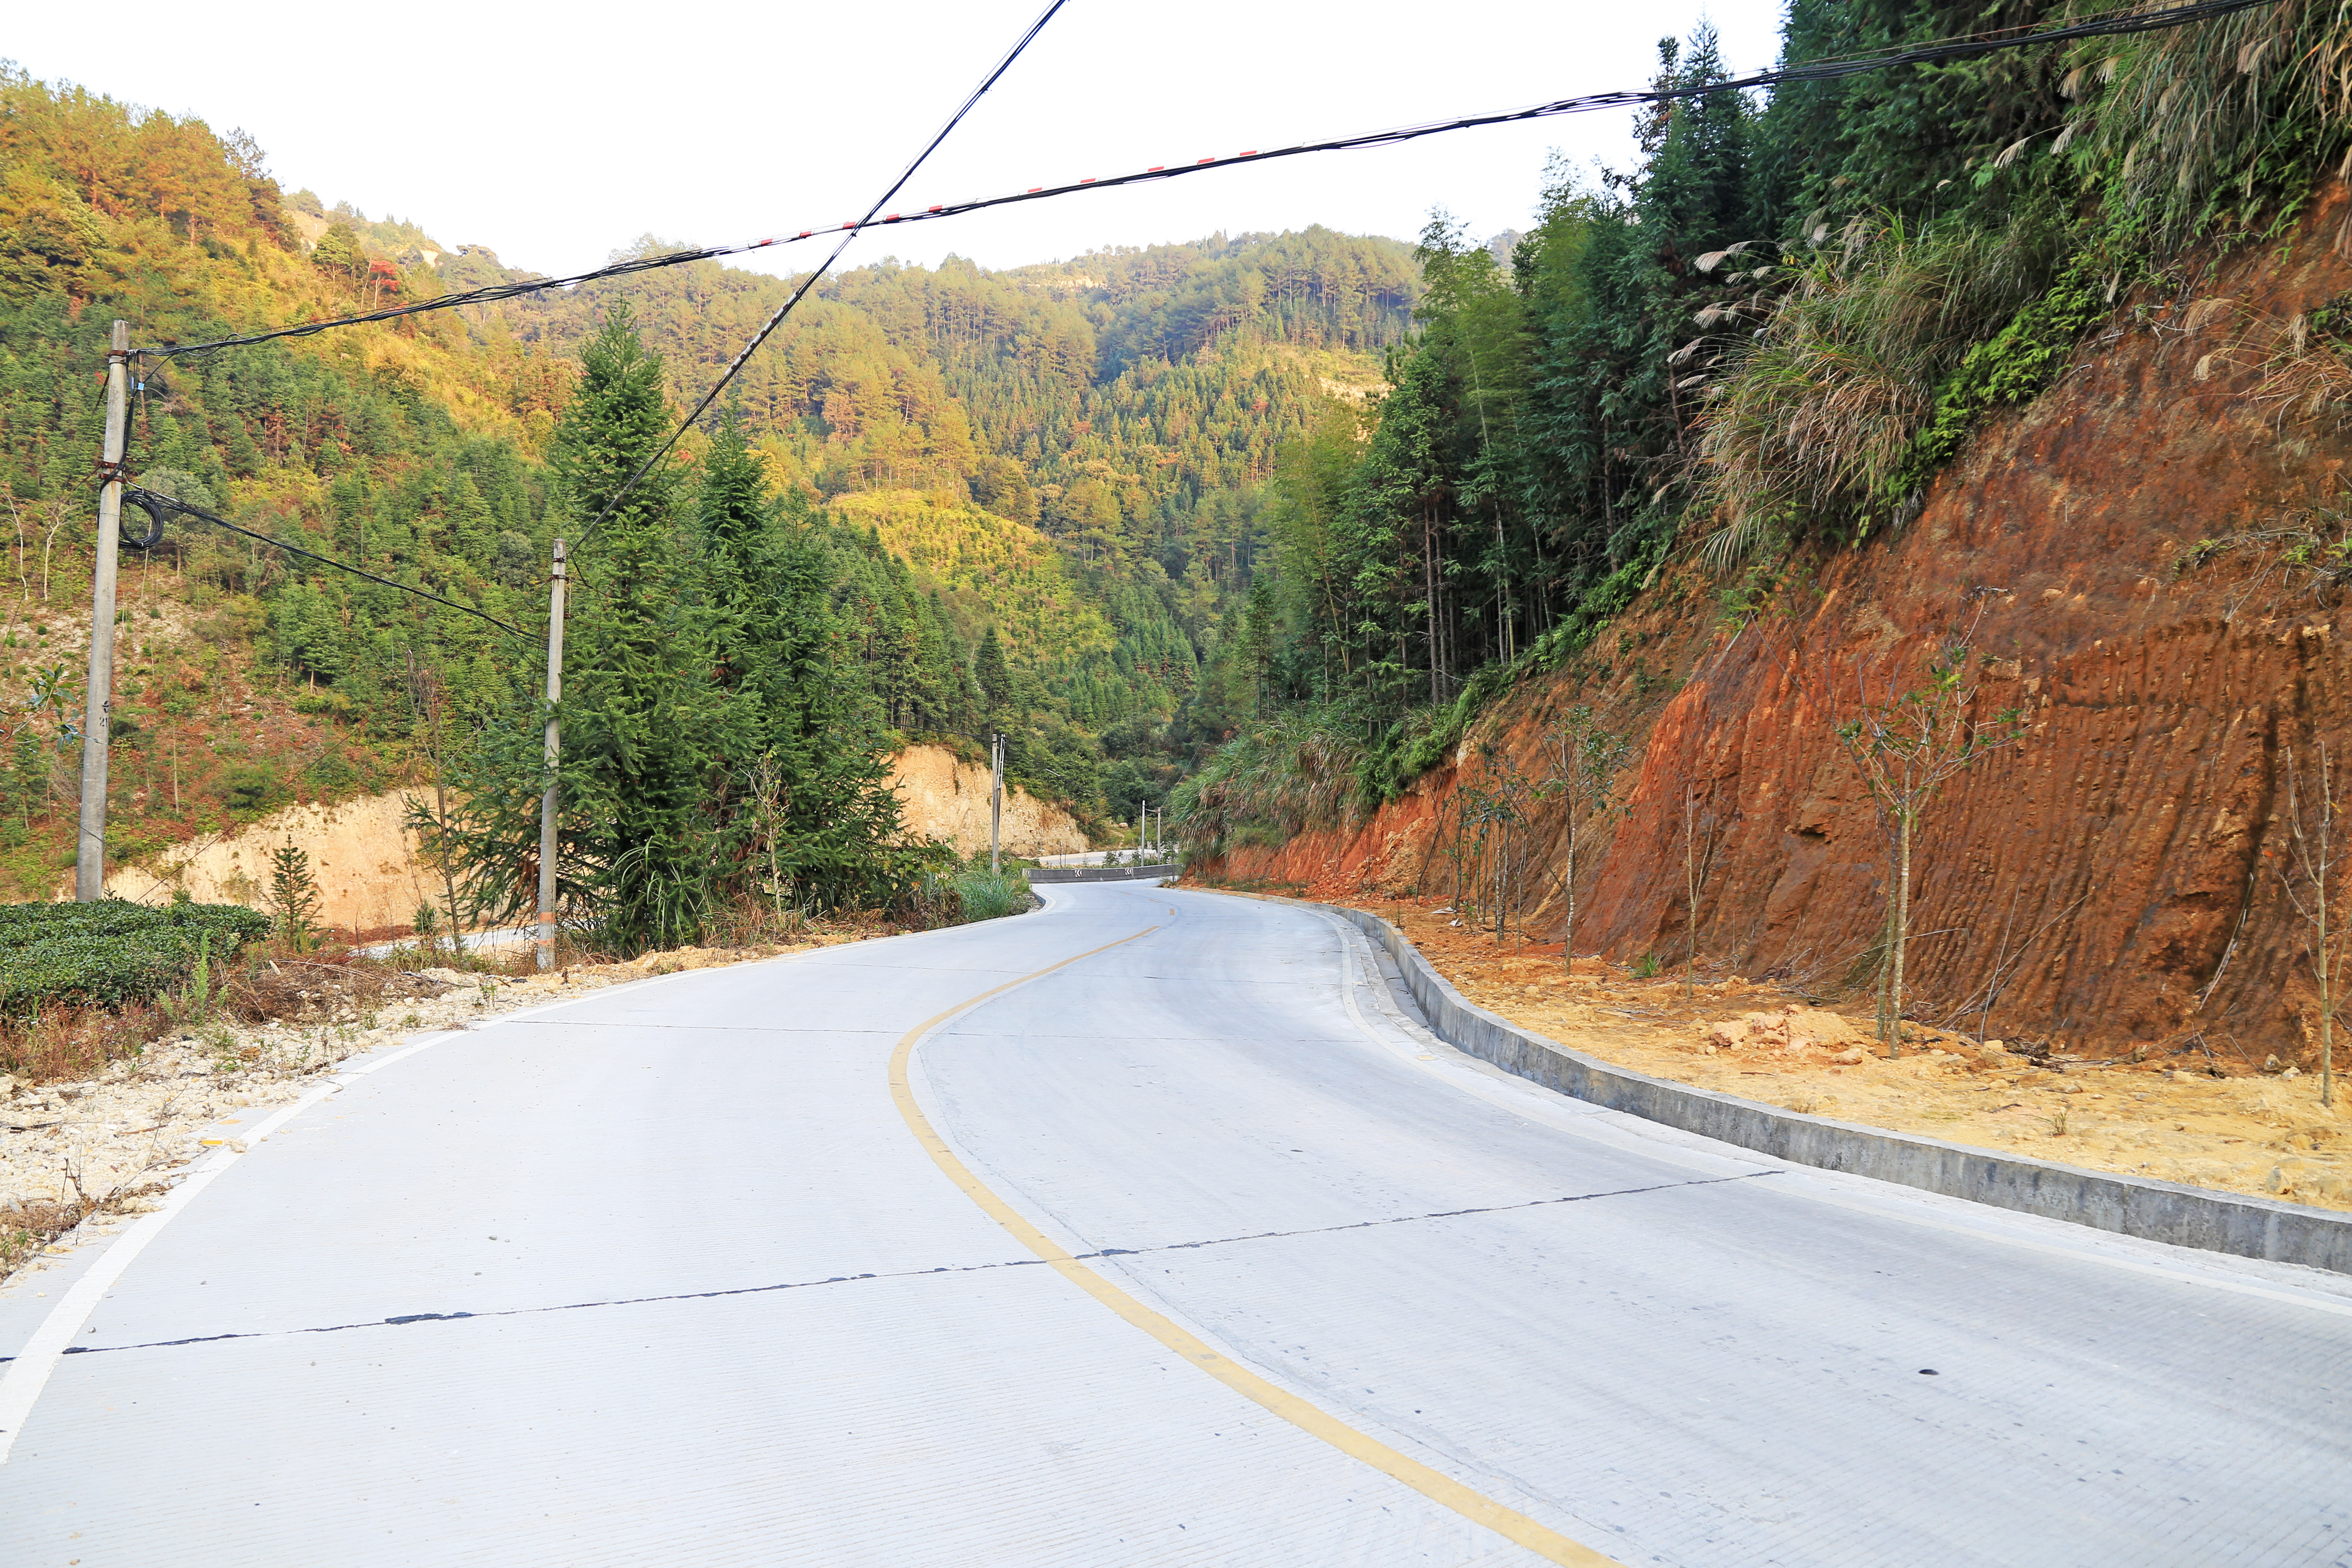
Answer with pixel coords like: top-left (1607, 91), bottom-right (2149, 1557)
top-left (1, 881), bottom-right (2345, 1566)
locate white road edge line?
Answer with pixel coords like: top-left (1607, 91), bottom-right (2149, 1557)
top-left (1299, 903), bottom-right (2352, 1320)
top-left (0, 932), bottom-right (893, 1465)
top-left (0, 1030), bottom-right (470, 1463)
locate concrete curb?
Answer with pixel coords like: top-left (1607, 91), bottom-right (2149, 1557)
top-left (1025, 864), bottom-right (1179, 884)
top-left (1300, 898), bottom-right (2351, 1275)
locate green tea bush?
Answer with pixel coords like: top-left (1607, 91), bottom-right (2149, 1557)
top-left (0, 900), bottom-right (272, 1015)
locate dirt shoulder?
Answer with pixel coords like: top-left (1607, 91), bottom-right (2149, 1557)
top-left (0, 930), bottom-right (876, 1286)
top-left (1253, 889), bottom-right (2350, 1217)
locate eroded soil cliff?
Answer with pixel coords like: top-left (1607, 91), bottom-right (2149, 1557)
top-left (57, 744), bottom-right (1084, 931)
top-left (1210, 195), bottom-right (2352, 1071)
top-left (888, 744), bottom-right (1088, 858)
top-left (80, 790), bottom-right (438, 932)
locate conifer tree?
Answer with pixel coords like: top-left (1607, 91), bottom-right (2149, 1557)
top-left (692, 413), bottom-right (944, 912)
top-left (693, 409), bottom-right (772, 709)
top-left (555, 305), bottom-right (723, 953)
top-left (974, 626), bottom-right (1012, 721)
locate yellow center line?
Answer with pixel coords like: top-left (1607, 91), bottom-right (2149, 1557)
top-left (888, 925), bottom-right (1625, 1568)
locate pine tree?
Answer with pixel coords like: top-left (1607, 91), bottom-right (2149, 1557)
top-left (693, 408), bottom-right (773, 708)
top-left (974, 625), bottom-right (1012, 721)
top-left (555, 304), bottom-right (724, 954)
top-left (693, 415), bottom-right (945, 913)
top-left (267, 842), bottom-right (323, 951)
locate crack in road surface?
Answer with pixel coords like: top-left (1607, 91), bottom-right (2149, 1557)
top-left (13, 1171), bottom-right (1776, 1363)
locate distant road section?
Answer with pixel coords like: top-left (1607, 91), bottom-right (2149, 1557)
top-left (1, 882), bottom-right (2344, 1565)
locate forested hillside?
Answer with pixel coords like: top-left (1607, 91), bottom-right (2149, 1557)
top-left (20, 0), bottom-right (2335, 978)
top-left (0, 58), bottom-right (1414, 926)
top-left (1180, 0), bottom-right (2352, 1075)
top-left (484, 227), bottom-right (1413, 759)
top-left (1179, 0), bottom-right (2352, 830)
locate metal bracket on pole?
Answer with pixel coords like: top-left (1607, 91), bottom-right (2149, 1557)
top-left (75, 323), bottom-right (131, 902)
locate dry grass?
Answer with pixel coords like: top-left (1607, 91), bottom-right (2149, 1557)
top-left (0, 1194), bottom-right (94, 1278)
top-left (0, 1177), bottom-right (167, 1279)
top-left (2170, 488), bottom-right (2352, 624)
top-left (0, 1002), bottom-right (176, 1086)
top-left (1318, 893), bottom-right (2352, 1213)
top-left (1695, 221), bottom-right (2061, 567)
top-left (2071, 0), bottom-right (2352, 243)
top-left (2178, 291), bottom-right (2352, 430)
top-left (0, 941), bottom-right (448, 1089)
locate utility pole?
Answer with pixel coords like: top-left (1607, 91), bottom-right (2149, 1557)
top-left (989, 732), bottom-right (1002, 876)
top-left (75, 320), bottom-right (130, 902)
top-left (535, 538), bottom-right (567, 971)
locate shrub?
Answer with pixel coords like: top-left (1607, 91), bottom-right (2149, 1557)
top-left (303, 751), bottom-right (360, 795)
top-left (1169, 705), bottom-right (1369, 858)
top-left (220, 763), bottom-right (286, 819)
top-left (951, 868), bottom-right (1029, 923)
top-left (1696, 219), bottom-right (2062, 565)
top-left (0, 900), bottom-right (271, 1016)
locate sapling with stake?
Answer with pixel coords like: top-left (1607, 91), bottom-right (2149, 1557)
top-left (2277, 743), bottom-right (2343, 1109)
top-left (1681, 782), bottom-right (1722, 1003)
top-left (1834, 636), bottom-right (2026, 1056)
top-left (1465, 751), bottom-right (1534, 946)
top-left (1540, 706), bottom-right (1635, 973)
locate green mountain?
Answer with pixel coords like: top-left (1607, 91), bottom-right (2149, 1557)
top-left (0, 61), bottom-right (1418, 901)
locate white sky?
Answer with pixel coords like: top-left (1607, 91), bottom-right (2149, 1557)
top-left (6, 0), bottom-right (1788, 279)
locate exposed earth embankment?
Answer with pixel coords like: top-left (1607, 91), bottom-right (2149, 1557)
top-left (1207, 196), bottom-right (2352, 1070)
top-left (32, 744), bottom-right (1083, 934)
top-left (80, 791), bottom-right (438, 933)
top-left (888, 743), bottom-right (1088, 858)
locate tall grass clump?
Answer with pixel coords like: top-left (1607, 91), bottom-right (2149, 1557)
top-left (1168, 705), bottom-right (1369, 861)
top-left (2064, 0), bottom-right (2352, 245)
top-left (1696, 218), bottom-right (2063, 567)
top-left (950, 867), bottom-right (1029, 922)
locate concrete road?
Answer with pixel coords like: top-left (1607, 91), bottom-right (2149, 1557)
top-left (1, 882), bottom-right (2346, 1566)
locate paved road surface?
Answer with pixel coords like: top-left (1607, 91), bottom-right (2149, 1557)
top-left (2, 881), bottom-right (2346, 1565)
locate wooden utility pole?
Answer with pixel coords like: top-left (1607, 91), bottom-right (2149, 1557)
top-left (989, 732), bottom-right (1003, 876)
top-left (535, 538), bottom-right (567, 971)
top-left (75, 321), bottom-right (130, 902)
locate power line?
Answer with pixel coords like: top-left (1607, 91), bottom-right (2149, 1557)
top-left (567, 0), bottom-right (1069, 551)
top-left (131, 0), bottom-right (2267, 364)
top-left (133, 242), bottom-right (763, 358)
top-left (120, 487), bottom-right (527, 639)
top-left (111, 0), bottom-right (1075, 616)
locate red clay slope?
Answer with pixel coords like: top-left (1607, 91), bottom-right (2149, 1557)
top-left (1205, 193), bottom-right (2352, 1069)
